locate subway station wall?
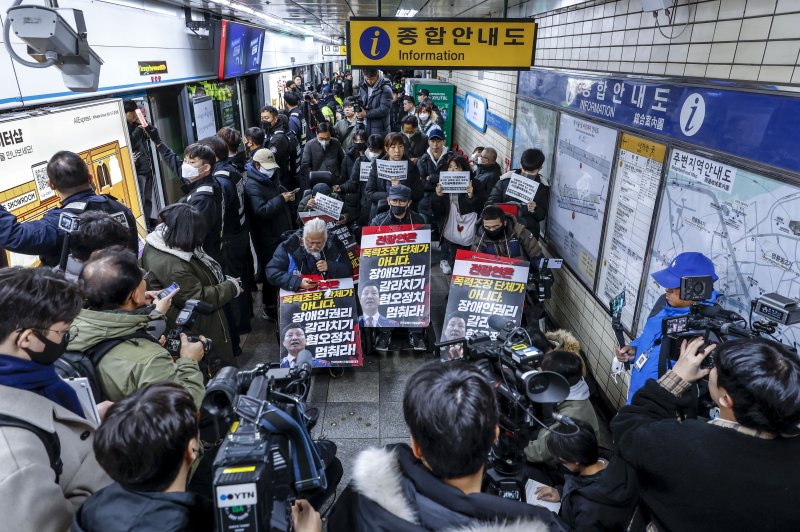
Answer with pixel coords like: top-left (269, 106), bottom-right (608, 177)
top-left (0, 0), bottom-right (324, 109)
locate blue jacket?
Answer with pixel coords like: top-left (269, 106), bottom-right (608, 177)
top-left (628, 292), bottom-right (719, 403)
top-left (266, 230), bottom-right (353, 291)
top-left (0, 189), bottom-right (137, 266)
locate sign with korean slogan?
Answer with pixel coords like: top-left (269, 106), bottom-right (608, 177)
top-left (439, 171), bottom-right (470, 194)
top-left (360, 161), bottom-right (372, 181)
top-left (376, 159), bottom-right (408, 180)
top-left (279, 278), bottom-right (363, 368)
top-left (440, 251), bottom-right (529, 359)
top-left (313, 193), bottom-right (343, 221)
top-left (359, 225), bottom-right (431, 328)
top-left (505, 173), bottom-right (540, 203)
top-left (668, 149), bottom-right (736, 194)
top-left (347, 18), bottom-right (536, 69)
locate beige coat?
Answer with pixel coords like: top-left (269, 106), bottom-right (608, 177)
top-left (0, 384), bottom-right (111, 532)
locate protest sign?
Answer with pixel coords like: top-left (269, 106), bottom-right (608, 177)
top-left (312, 193), bottom-right (343, 221)
top-left (506, 173), bottom-right (541, 203)
top-left (440, 250), bottom-right (529, 359)
top-left (439, 171), bottom-right (470, 194)
top-left (279, 277), bottom-right (362, 368)
top-left (360, 161), bottom-right (372, 181)
top-left (298, 211), bottom-right (360, 281)
top-left (359, 224), bottom-right (431, 327)
top-left (376, 159), bottom-right (408, 181)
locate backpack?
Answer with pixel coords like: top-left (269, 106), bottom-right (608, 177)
top-left (0, 414), bottom-right (62, 483)
top-left (54, 330), bottom-right (156, 403)
top-left (285, 129), bottom-right (302, 181)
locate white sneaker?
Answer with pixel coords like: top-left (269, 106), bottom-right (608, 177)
top-left (440, 260), bottom-right (452, 275)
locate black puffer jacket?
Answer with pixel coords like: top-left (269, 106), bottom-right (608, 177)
top-left (266, 229), bottom-right (353, 291)
top-left (488, 170), bottom-right (550, 237)
top-left (416, 148), bottom-right (455, 215)
top-left (243, 163), bottom-right (293, 269)
top-left (365, 155), bottom-right (423, 220)
top-left (328, 444), bottom-right (565, 532)
top-left (72, 482), bottom-right (215, 532)
top-left (341, 152), bottom-right (381, 226)
top-left (358, 77), bottom-right (393, 138)
top-left (475, 162), bottom-right (502, 195)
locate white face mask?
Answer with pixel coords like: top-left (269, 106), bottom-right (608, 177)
top-left (366, 150), bottom-right (379, 160)
top-left (181, 163), bottom-right (201, 179)
top-left (319, 139), bottom-right (330, 149)
top-left (418, 113), bottom-right (430, 122)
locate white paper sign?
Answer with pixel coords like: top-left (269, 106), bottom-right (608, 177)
top-left (505, 173), bottom-right (540, 203)
top-left (376, 159), bottom-right (408, 181)
top-left (669, 148), bottom-right (737, 194)
top-left (439, 171), bottom-right (470, 194)
top-left (313, 193), bottom-right (343, 220)
top-left (360, 161), bottom-right (372, 182)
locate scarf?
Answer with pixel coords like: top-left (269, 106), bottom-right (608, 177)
top-left (0, 354), bottom-right (84, 418)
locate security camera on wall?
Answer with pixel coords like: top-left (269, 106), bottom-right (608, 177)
top-left (5, 4), bottom-right (103, 92)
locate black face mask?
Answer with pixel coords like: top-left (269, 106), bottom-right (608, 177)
top-left (484, 226), bottom-right (505, 239)
top-left (390, 205), bottom-right (407, 218)
top-left (353, 142), bottom-right (367, 152)
top-left (21, 330), bottom-right (69, 365)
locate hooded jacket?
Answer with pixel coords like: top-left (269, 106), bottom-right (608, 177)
top-left (328, 444), bottom-right (564, 532)
top-left (358, 77), bottom-right (393, 138)
top-left (71, 482), bottom-right (215, 532)
top-left (140, 227), bottom-right (240, 369)
top-left (68, 308), bottom-right (205, 408)
top-left (471, 214), bottom-right (542, 263)
top-left (243, 163), bottom-right (294, 269)
top-left (488, 170), bottom-right (550, 237)
top-left (0, 384), bottom-right (112, 532)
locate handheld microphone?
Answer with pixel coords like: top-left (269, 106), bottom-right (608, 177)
top-left (295, 349), bottom-right (314, 374)
top-left (311, 251), bottom-right (327, 279)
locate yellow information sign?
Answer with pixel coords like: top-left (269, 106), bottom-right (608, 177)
top-left (620, 132), bottom-right (667, 163)
top-left (347, 18), bottom-right (536, 69)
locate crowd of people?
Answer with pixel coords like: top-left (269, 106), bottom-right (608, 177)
top-left (0, 67), bottom-right (798, 532)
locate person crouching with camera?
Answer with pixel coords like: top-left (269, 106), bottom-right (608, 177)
top-left (142, 204), bottom-right (243, 374)
top-left (614, 252), bottom-right (719, 403)
top-left (612, 337), bottom-right (800, 532)
top-left (73, 383), bottom-right (322, 532)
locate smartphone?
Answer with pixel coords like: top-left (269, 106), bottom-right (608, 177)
top-left (156, 282), bottom-right (179, 300)
top-left (291, 188), bottom-right (301, 196)
top-left (135, 108), bottom-right (148, 128)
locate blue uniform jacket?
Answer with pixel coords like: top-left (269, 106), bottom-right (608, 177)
top-left (627, 292), bottom-right (718, 403)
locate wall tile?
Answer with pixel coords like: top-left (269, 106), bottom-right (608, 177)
top-left (770, 13), bottom-right (800, 39)
top-left (624, 29), bottom-right (639, 46)
top-left (730, 64), bottom-right (761, 80)
top-left (713, 19), bottom-right (742, 41)
top-left (635, 45), bottom-right (652, 62)
top-left (745, 0), bottom-right (776, 17)
top-left (718, 0), bottom-right (746, 19)
top-left (759, 65), bottom-right (794, 82)
top-left (733, 41), bottom-right (766, 64)
top-left (739, 16), bottom-right (773, 41)
top-left (792, 66), bottom-right (800, 83)
top-left (709, 42), bottom-right (737, 63)
top-left (695, 0), bottom-right (720, 22)
top-left (763, 40), bottom-right (800, 65)
top-left (626, 12), bottom-right (641, 30)
top-left (665, 62), bottom-right (686, 76)
top-left (611, 30), bottom-right (625, 46)
top-left (691, 21), bottom-right (717, 42)
top-left (650, 44), bottom-right (670, 62)
top-left (706, 63), bottom-right (733, 79)
top-left (775, 0), bottom-right (798, 14)
top-left (688, 43), bottom-right (712, 63)
top-left (668, 43), bottom-right (690, 62)
top-left (638, 27), bottom-right (655, 45)
top-left (684, 63), bottom-right (707, 77)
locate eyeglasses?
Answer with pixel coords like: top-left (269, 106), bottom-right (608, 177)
top-left (37, 324), bottom-right (78, 342)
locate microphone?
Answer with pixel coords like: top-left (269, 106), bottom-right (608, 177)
top-left (295, 349), bottom-right (314, 373)
top-left (311, 251), bottom-right (327, 279)
top-left (488, 315), bottom-right (515, 332)
top-left (552, 413), bottom-right (579, 427)
top-left (695, 304), bottom-right (743, 322)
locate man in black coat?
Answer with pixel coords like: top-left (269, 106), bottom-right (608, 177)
top-left (612, 337), bottom-right (800, 532)
top-left (489, 148), bottom-right (549, 238)
top-left (475, 147), bottom-right (502, 194)
top-left (299, 122), bottom-right (345, 190)
top-left (329, 361), bottom-right (565, 531)
top-left (260, 105), bottom-right (291, 182)
top-left (357, 69), bottom-right (393, 139)
top-left (266, 217), bottom-right (353, 292)
top-left (400, 115), bottom-right (428, 166)
top-left (243, 149), bottom-right (295, 317)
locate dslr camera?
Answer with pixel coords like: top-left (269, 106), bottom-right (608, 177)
top-left (165, 299), bottom-right (214, 356)
top-left (201, 353), bottom-right (333, 531)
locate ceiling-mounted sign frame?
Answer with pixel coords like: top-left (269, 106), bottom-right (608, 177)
top-left (322, 44), bottom-right (348, 57)
top-left (464, 92), bottom-right (488, 133)
top-left (346, 17), bottom-right (536, 70)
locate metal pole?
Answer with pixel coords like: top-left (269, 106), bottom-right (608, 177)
top-left (503, 0), bottom-right (508, 17)
top-left (377, 0), bottom-right (382, 17)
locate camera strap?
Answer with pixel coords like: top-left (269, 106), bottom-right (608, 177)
top-left (257, 404), bottom-right (327, 493)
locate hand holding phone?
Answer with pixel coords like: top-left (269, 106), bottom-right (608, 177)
top-left (153, 283), bottom-right (179, 316)
top-left (156, 282), bottom-right (179, 300)
top-left (135, 108), bottom-right (148, 128)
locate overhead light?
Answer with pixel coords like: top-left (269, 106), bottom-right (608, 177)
top-left (396, 9), bottom-right (418, 17)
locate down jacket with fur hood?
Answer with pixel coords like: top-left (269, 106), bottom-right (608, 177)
top-left (328, 444), bottom-right (566, 532)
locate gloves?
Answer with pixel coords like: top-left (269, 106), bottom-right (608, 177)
top-left (144, 125), bottom-right (161, 145)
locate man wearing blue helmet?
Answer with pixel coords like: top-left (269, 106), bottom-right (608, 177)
top-left (615, 252), bottom-right (719, 404)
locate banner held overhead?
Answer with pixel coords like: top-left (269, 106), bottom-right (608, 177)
top-left (347, 18), bottom-right (536, 69)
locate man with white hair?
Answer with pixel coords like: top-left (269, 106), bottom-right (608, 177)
top-left (266, 217), bottom-right (354, 291)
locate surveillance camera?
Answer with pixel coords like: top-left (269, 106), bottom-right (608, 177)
top-left (6, 5), bottom-right (103, 92)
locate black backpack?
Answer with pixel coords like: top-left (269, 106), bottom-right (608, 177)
top-left (0, 414), bottom-right (62, 483)
top-left (285, 129), bottom-right (302, 182)
top-left (54, 330), bottom-right (156, 403)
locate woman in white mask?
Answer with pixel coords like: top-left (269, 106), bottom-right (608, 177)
top-left (414, 102), bottom-right (440, 136)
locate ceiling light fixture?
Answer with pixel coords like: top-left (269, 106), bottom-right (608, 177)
top-left (396, 9), bottom-right (418, 17)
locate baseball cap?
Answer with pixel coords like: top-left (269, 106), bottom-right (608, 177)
top-left (252, 148), bottom-right (279, 170)
top-left (427, 126), bottom-right (444, 140)
top-left (651, 252), bottom-right (718, 289)
top-left (387, 184), bottom-right (411, 201)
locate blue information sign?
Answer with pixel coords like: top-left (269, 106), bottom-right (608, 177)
top-left (518, 69), bottom-right (800, 175)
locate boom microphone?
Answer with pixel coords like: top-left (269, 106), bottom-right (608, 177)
top-left (296, 350), bottom-right (314, 373)
top-left (488, 316), bottom-right (515, 332)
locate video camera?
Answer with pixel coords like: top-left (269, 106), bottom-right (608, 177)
top-left (165, 299), bottom-right (214, 356)
top-left (201, 352), bottom-right (330, 532)
top-left (527, 258), bottom-right (559, 303)
top-left (435, 316), bottom-right (569, 501)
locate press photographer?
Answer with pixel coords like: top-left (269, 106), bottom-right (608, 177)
top-left (612, 337), bottom-right (800, 532)
top-left (73, 383), bottom-right (323, 532)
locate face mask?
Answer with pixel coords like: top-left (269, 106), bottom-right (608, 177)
top-left (418, 113), bottom-right (430, 122)
top-left (403, 131), bottom-right (415, 139)
top-left (181, 163), bottom-right (201, 180)
top-left (22, 330), bottom-right (69, 365)
top-left (353, 142), bottom-right (367, 152)
top-left (484, 226), bottom-right (505, 239)
top-left (319, 139), bottom-right (330, 149)
top-left (366, 150), bottom-right (380, 160)
top-left (390, 205), bottom-right (407, 218)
